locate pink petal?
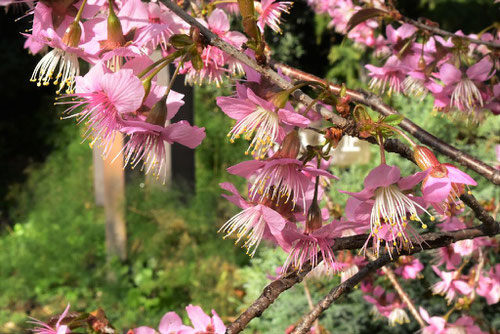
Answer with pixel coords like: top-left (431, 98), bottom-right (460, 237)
top-left (118, 0), bottom-right (150, 33)
top-left (422, 177), bottom-right (452, 202)
top-left (185, 305), bottom-right (211, 331)
top-left (210, 310), bottom-right (226, 333)
top-left (57, 325), bottom-right (69, 334)
top-left (227, 160), bottom-right (265, 178)
top-left (163, 121), bottom-right (206, 148)
top-left (444, 165), bottom-right (477, 186)
top-left (439, 63), bottom-right (462, 85)
top-left (208, 9), bottom-right (230, 34)
top-left (134, 327), bottom-right (156, 334)
top-left (216, 96), bottom-right (255, 120)
top-left (398, 170), bottom-right (428, 190)
top-left (466, 57), bottom-right (493, 82)
top-left (158, 312), bottom-right (183, 334)
top-left (261, 205), bottom-right (287, 234)
top-left (100, 69), bottom-right (145, 114)
top-left (364, 164), bottom-right (401, 189)
top-left (339, 188), bottom-right (375, 201)
top-left (277, 108), bottom-right (310, 127)
top-left (166, 90), bottom-right (185, 120)
top-left (453, 280), bottom-right (473, 295)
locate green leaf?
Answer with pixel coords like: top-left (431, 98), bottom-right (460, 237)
top-left (169, 34), bottom-right (193, 50)
top-left (383, 114), bottom-right (405, 126)
top-left (189, 47), bottom-right (203, 71)
top-left (346, 8), bottom-right (387, 32)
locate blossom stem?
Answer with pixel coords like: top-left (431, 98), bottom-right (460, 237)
top-left (138, 52), bottom-right (180, 79)
top-left (74, 0), bottom-right (88, 23)
top-left (378, 132), bottom-right (386, 165)
top-left (210, 0), bottom-right (237, 5)
top-left (383, 124), bottom-right (417, 148)
top-left (301, 96), bottom-right (322, 116)
top-left (164, 55), bottom-right (187, 99)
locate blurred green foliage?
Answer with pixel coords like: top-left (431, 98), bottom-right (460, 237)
top-left (0, 88), bottom-right (251, 332)
top-left (1, 0), bottom-right (499, 333)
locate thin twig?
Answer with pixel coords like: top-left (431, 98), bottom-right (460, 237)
top-left (398, 16), bottom-right (500, 50)
top-left (290, 223), bottom-right (499, 334)
top-left (273, 63), bottom-right (500, 186)
top-left (367, 254), bottom-right (426, 328)
top-left (291, 254), bottom-right (394, 334)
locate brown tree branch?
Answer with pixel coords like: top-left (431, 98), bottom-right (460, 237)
top-left (273, 63), bottom-right (500, 186)
top-left (398, 16), bottom-right (500, 50)
top-left (155, 2), bottom-right (500, 333)
top-left (290, 222), bottom-right (499, 334)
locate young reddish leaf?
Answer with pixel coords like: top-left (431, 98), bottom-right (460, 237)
top-left (346, 8), bottom-right (387, 32)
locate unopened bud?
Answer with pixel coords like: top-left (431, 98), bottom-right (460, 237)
top-left (275, 130), bottom-right (300, 159)
top-left (62, 21), bottom-right (82, 47)
top-left (142, 79), bottom-right (152, 99)
top-left (418, 57), bottom-right (426, 70)
top-left (146, 95), bottom-right (168, 126)
top-left (305, 200), bottom-right (322, 234)
top-left (106, 2), bottom-right (125, 46)
top-left (270, 90), bottom-right (290, 109)
top-left (413, 145), bottom-right (440, 170)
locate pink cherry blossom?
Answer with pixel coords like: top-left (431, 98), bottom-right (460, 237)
top-left (135, 311), bottom-right (192, 334)
top-left (420, 309), bottom-right (486, 334)
top-left (61, 63), bottom-right (145, 156)
top-left (341, 164), bottom-right (431, 255)
top-left (255, 0), bottom-right (292, 34)
top-left (282, 220), bottom-right (350, 273)
top-left (217, 86), bottom-right (309, 159)
top-left (419, 308), bottom-right (447, 334)
top-left (29, 304), bottom-right (70, 334)
top-left (394, 256), bottom-right (424, 280)
top-left (181, 305), bottom-right (226, 334)
top-left (421, 163), bottom-right (477, 215)
top-left (432, 246), bottom-right (462, 271)
top-left (218, 182), bottom-right (289, 256)
top-left (437, 58), bottom-right (494, 112)
top-left (134, 2), bottom-right (188, 54)
top-left (431, 265), bottom-right (472, 304)
top-left (363, 286), bottom-right (409, 326)
top-left (120, 119), bottom-right (205, 183)
top-left (476, 264), bottom-right (500, 305)
top-left (181, 9), bottom-right (246, 86)
top-left (228, 158), bottom-right (335, 213)
top-left (365, 56), bottom-right (409, 95)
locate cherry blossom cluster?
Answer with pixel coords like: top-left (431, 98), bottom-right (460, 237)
top-left (305, 0), bottom-right (499, 118)
top-left (29, 303), bottom-right (227, 334)
top-left (3, 0), bottom-right (498, 331)
top-left (352, 211), bottom-right (499, 331)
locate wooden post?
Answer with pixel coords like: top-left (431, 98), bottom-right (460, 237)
top-left (170, 65), bottom-right (195, 193)
top-left (102, 133), bottom-right (127, 262)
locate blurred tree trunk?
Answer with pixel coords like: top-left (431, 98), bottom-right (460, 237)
top-left (93, 134), bottom-right (127, 264)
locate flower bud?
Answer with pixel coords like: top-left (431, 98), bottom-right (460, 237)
top-left (106, 2), bottom-right (125, 46)
top-left (413, 145), bottom-right (440, 170)
top-left (62, 21), bottom-right (82, 47)
top-left (418, 57), bottom-right (426, 70)
top-left (305, 200), bottom-right (322, 234)
top-left (275, 130), bottom-right (300, 159)
top-left (270, 90), bottom-right (290, 109)
top-left (146, 95), bottom-right (168, 126)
